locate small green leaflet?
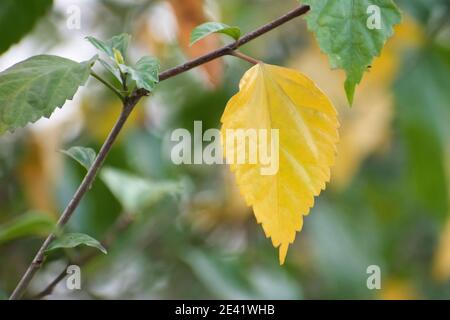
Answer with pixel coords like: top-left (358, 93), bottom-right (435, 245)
top-left (0, 0), bottom-right (53, 54)
top-left (46, 233), bottom-right (107, 254)
top-left (121, 56), bottom-right (160, 91)
top-left (190, 22), bottom-right (241, 46)
top-left (302, 0), bottom-right (401, 104)
top-left (86, 34), bottom-right (159, 91)
top-left (0, 212), bottom-right (55, 245)
top-left (98, 58), bottom-right (121, 82)
top-left (61, 146), bottom-right (97, 170)
top-left (86, 33), bottom-right (131, 60)
top-left (100, 167), bottom-right (181, 213)
top-left (0, 55), bottom-right (95, 134)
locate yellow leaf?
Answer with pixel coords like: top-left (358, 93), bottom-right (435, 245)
top-left (221, 63), bottom-right (339, 264)
top-left (19, 130), bottom-right (63, 218)
top-left (186, 169), bottom-right (251, 232)
top-left (433, 216), bottom-right (450, 282)
top-left (113, 48), bottom-right (125, 65)
top-left (379, 279), bottom-right (419, 300)
top-left (81, 96), bottom-right (145, 143)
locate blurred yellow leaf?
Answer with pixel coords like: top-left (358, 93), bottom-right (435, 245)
top-left (168, 0), bottom-right (223, 87)
top-left (333, 91), bottom-right (393, 189)
top-left (434, 145), bottom-right (450, 282)
top-left (433, 215), bottom-right (450, 282)
top-left (18, 131), bottom-right (63, 217)
top-left (379, 279), bottom-right (419, 300)
top-left (187, 169), bottom-right (251, 231)
top-left (81, 97), bottom-right (145, 143)
top-left (221, 63), bottom-right (339, 264)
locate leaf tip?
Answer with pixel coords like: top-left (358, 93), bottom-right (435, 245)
top-left (279, 243), bottom-right (289, 265)
top-left (344, 80), bottom-right (356, 106)
top-left (99, 245), bottom-right (108, 255)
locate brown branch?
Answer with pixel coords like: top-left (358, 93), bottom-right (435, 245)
top-left (9, 91), bottom-right (146, 300)
top-left (159, 5), bottom-right (310, 80)
top-left (9, 4), bottom-right (310, 300)
top-left (32, 266), bottom-right (67, 300)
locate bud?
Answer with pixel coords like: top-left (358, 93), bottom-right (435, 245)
top-left (113, 48), bottom-right (125, 65)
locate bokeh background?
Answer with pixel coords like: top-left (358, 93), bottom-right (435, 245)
top-left (1, 0), bottom-right (450, 299)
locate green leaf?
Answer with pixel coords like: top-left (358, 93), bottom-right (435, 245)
top-left (0, 212), bottom-right (55, 245)
top-left (0, 0), bottom-right (53, 54)
top-left (98, 58), bottom-right (121, 81)
top-left (61, 146), bottom-right (97, 170)
top-left (183, 249), bottom-right (303, 299)
top-left (86, 33), bottom-right (131, 60)
top-left (309, 204), bottom-right (378, 295)
top-left (46, 233), bottom-right (107, 254)
top-left (183, 249), bottom-right (254, 299)
top-left (122, 56), bottom-right (160, 91)
top-left (0, 55), bottom-right (95, 134)
top-left (100, 167), bottom-right (181, 213)
top-left (302, 0), bottom-right (401, 104)
top-left (190, 22), bottom-right (241, 46)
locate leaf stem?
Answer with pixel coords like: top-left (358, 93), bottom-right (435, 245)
top-left (229, 51), bottom-right (260, 65)
top-left (9, 4), bottom-right (310, 300)
top-left (158, 5), bottom-right (310, 80)
top-left (90, 71), bottom-right (125, 102)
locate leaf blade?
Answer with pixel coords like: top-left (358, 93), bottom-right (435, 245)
top-left (46, 233), bottom-right (107, 254)
top-left (302, 0), bottom-right (401, 104)
top-left (0, 212), bottom-right (55, 245)
top-left (60, 146), bottom-right (97, 170)
top-left (221, 63), bottom-right (339, 264)
top-left (86, 33), bottom-right (131, 60)
top-left (190, 22), bottom-right (241, 46)
top-left (0, 0), bottom-right (53, 54)
top-left (0, 55), bottom-right (94, 134)
top-left (100, 167), bottom-right (181, 214)
top-left (122, 56), bottom-right (160, 91)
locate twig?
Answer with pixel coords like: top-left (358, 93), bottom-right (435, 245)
top-left (230, 51), bottom-right (260, 65)
top-left (32, 266), bottom-right (68, 300)
top-left (9, 5), bottom-right (310, 300)
top-left (159, 5), bottom-right (310, 81)
top-left (90, 71), bottom-right (125, 102)
top-left (9, 91), bottom-right (145, 300)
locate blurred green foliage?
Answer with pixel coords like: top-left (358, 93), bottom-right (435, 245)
top-left (0, 0), bottom-right (450, 299)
